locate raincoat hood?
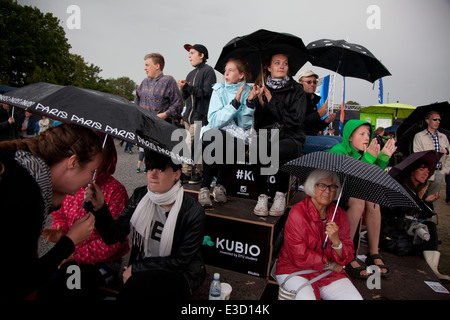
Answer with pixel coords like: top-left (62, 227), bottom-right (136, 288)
top-left (339, 119), bottom-right (373, 157)
top-left (330, 119), bottom-right (390, 169)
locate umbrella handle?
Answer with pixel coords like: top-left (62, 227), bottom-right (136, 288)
top-left (322, 179), bottom-right (346, 249)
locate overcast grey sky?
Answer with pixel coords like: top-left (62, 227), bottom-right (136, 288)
top-left (19, 0), bottom-right (450, 107)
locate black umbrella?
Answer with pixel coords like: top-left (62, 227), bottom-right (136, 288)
top-left (306, 39), bottom-right (391, 83)
top-left (281, 151), bottom-right (418, 248)
top-left (214, 29), bottom-right (310, 82)
top-left (396, 101), bottom-right (450, 158)
top-left (389, 150), bottom-right (442, 179)
top-left (0, 82), bottom-right (192, 165)
top-left (388, 150), bottom-right (442, 218)
top-left (282, 152), bottom-right (417, 208)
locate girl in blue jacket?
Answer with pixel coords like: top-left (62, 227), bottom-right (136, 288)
top-left (198, 58), bottom-right (253, 207)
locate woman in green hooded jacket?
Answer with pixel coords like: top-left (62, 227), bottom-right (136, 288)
top-left (329, 120), bottom-right (396, 278)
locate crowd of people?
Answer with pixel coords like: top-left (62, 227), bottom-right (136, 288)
top-left (0, 42), bottom-right (449, 301)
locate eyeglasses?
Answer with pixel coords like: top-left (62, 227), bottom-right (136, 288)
top-left (302, 80), bottom-right (318, 85)
top-left (315, 183), bottom-right (338, 192)
top-left (432, 118), bottom-right (441, 122)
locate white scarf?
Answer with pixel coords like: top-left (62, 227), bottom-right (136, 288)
top-left (130, 181), bottom-right (184, 257)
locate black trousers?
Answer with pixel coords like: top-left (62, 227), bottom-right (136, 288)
top-left (201, 130), bottom-right (247, 189)
top-left (251, 136), bottom-right (302, 196)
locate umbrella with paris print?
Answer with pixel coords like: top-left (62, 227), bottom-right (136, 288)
top-left (0, 82), bottom-right (192, 165)
top-left (306, 39), bottom-right (391, 83)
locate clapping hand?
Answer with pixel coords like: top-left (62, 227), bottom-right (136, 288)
top-left (381, 138), bottom-right (397, 157)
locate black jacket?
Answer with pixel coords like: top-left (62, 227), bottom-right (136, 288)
top-left (252, 77), bottom-right (307, 145)
top-left (93, 186), bottom-right (206, 293)
top-left (304, 93), bottom-right (327, 136)
top-left (181, 62), bottom-right (216, 126)
top-left (0, 106), bottom-right (17, 141)
top-left (0, 151), bottom-right (75, 300)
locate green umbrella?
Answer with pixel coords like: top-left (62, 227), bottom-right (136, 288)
top-left (360, 103), bottom-right (416, 119)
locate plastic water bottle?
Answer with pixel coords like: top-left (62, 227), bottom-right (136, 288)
top-left (208, 273), bottom-right (221, 300)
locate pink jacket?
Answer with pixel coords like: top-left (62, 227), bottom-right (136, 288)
top-left (51, 172), bottom-right (130, 264)
top-left (276, 197), bottom-right (355, 298)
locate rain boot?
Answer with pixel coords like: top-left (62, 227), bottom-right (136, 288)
top-left (423, 250), bottom-right (450, 281)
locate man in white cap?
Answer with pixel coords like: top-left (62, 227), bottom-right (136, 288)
top-left (298, 69), bottom-right (341, 153)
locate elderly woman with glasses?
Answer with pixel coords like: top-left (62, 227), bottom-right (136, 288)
top-left (275, 169), bottom-right (362, 300)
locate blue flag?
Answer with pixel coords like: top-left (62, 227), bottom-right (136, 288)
top-left (378, 78), bottom-right (383, 104)
top-left (315, 75), bottom-right (330, 120)
top-left (318, 75), bottom-right (330, 107)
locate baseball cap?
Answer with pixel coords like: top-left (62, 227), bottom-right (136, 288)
top-left (183, 44), bottom-right (209, 59)
top-left (298, 70), bottom-right (319, 81)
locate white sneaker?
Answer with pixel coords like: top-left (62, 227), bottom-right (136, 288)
top-left (198, 188), bottom-right (212, 207)
top-left (213, 185), bottom-right (227, 203)
top-left (269, 192), bottom-right (286, 216)
top-left (254, 194), bottom-right (269, 216)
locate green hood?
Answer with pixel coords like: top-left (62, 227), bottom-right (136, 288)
top-left (330, 119), bottom-right (390, 169)
top-left (330, 119), bottom-right (373, 158)
top-left (342, 119), bottom-right (373, 149)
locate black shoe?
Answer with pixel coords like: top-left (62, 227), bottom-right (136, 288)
top-left (180, 173), bottom-right (190, 184)
top-left (189, 173), bottom-right (202, 184)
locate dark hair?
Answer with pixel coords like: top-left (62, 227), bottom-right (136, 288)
top-left (144, 149), bottom-right (182, 172)
top-left (425, 111), bottom-right (440, 120)
top-left (0, 123), bottom-right (103, 168)
top-left (254, 52), bottom-right (291, 86)
top-left (99, 135), bottom-right (117, 175)
top-left (399, 158), bottom-right (434, 183)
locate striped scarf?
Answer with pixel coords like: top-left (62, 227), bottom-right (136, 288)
top-left (15, 150), bottom-right (52, 229)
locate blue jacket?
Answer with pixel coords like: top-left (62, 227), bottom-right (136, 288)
top-left (201, 81), bottom-right (253, 137)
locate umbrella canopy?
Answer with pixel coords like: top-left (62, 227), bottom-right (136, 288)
top-left (388, 150), bottom-right (442, 218)
top-left (389, 150), bottom-right (442, 179)
top-left (0, 82), bottom-right (192, 165)
top-left (214, 29), bottom-right (310, 82)
top-left (360, 103), bottom-right (416, 119)
top-left (396, 101), bottom-right (450, 158)
top-left (281, 152), bottom-right (417, 208)
top-left (306, 39), bottom-right (391, 83)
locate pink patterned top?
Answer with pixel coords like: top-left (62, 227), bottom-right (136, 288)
top-left (51, 172), bottom-right (130, 264)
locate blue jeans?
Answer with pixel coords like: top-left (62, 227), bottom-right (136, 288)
top-left (302, 135), bottom-right (342, 154)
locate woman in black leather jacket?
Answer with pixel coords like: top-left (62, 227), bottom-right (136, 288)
top-left (85, 150), bottom-right (205, 300)
top-left (248, 52), bottom-right (307, 217)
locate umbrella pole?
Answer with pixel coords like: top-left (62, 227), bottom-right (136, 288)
top-left (322, 179), bottom-right (346, 249)
top-left (83, 134), bottom-right (108, 213)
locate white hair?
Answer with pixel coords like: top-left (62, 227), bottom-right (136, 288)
top-left (303, 169), bottom-right (341, 201)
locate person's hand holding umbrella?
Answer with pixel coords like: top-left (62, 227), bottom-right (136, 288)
top-left (318, 100), bottom-right (328, 118)
top-left (259, 86), bottom-right (272, 106)
top-left (84, 182), bottom-right (105, 212)
top-left (247, 85), bottom-right (265, 105)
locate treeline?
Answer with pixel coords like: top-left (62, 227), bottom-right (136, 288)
top-left (0, 0), bottom-right (137, 100)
